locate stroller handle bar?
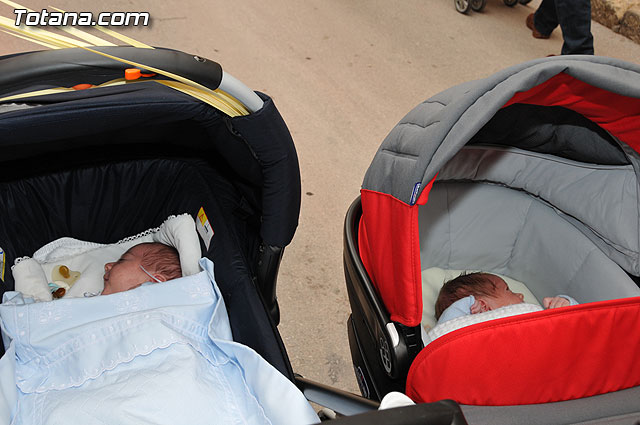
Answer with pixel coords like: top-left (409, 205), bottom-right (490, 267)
top-left (220, 71), bottom-right (264, 113)
top-left (0, 46), bottom-right (263, 113)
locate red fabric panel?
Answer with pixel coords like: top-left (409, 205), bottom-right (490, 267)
top-left (358, 178), bottom-right (436, 327)
top-left (359, 189), bottom-right (421, 326)
top-left (406, 297), bottom-right (640, 406)
top-left (504, 72), bottom-right (640, 153)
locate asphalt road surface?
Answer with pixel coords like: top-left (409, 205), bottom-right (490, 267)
top-left (2, 0), bottom-right (639, 396)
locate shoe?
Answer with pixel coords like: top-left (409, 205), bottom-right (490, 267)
top-left (519, 0), bottom-right (532, 4)
top-left (526, 14), bottom-right (550, 39)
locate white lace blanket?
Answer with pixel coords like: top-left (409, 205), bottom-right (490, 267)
top-left (424, 303), bottom-right (543, 346)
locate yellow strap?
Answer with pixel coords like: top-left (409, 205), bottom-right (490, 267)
top-left (49, 6), bottom-right (117, 47)
top-left (91, 26), bottom-right (153, 49)
top-left (213, 88), bottom-right (250, 115)
top-left (73, 45), bottom-right (252, 116)
top-left (0, 3), bottom-right (248, 116)
top-left (0, 1), bottom-right (147, 48)
top-left (0, 16), bottom-right (201, 95)
top-left (0, 87), bottom-right (73, 102)
top-left (59, 27), bottom-right (116, 47)
top-left (48, 6), bottom-right (136, 48)
top-left (0, 16), bottom-right (90, 48)
top-left (0, 79), bottom-right (249, 117)
top-left (0, 0), bottom-right (30, 10)
top-left (0, 29), bottom-right (60, 49)
top-left (76, 45), bottom-right (215, 96)
top-left (0, 78), bottom-right (126, 102)
top-left (155, 80), bottom-right (248, 117)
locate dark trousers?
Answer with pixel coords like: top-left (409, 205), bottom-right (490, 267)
top-left (534, 0), bottom-right (594, 55)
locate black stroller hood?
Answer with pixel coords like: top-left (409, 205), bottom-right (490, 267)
top-left (0, 47), bottom-right (300, 249)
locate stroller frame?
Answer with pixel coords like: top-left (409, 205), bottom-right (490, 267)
top-left (344, 197), bottom-right (422, 400)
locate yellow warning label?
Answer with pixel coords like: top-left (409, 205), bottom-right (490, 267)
top-left (197, 207), bottom-right (208, 226)
top-left (196, 207), bottom-right (214, 250)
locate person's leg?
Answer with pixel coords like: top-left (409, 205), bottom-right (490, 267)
top-left (533, 0), bottom-right (558, 36)
top-left (555, 0), bottom-right (594, 54)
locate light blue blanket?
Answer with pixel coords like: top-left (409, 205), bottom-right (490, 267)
top-left (0, 258), bottom-right (319, 425)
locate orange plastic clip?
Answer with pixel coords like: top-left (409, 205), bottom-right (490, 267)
top-left (125, 68), bottom-right (141, 80)
top-left (72, 83), bottom-right (93, 90)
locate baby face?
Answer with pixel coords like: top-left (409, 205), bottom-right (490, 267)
top-left (481, 275), bottom-right (524, 310)
top-left (102, 245), bottom-right (152, 295)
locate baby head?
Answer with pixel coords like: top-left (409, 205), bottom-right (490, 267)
top-left (102, 242), bottom-right (182, 295)
top-left (435, 272), bottom-right (524, 319)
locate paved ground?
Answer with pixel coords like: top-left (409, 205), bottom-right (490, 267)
top-left (2, 0), bottom-right (640, 396)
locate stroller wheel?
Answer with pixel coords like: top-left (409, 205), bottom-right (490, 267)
top-left (455, 0), bottom-right (471, 13)
top-left (471, 0), bottom-right (486, 11)
top-left (503, 0), bottom-right (518, 6)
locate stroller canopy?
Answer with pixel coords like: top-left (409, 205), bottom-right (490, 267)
top-left (359, 56), bottom-right (640, 327)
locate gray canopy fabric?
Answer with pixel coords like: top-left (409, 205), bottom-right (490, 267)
top-left (437, 146), bottom-right (640, 276)
top-left (361, 55), bottom-right (640, 277)
top-left (362, 56), bottom-right (640, 204)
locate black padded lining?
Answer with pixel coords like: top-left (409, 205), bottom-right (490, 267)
top-left (469, 104), bottom-right (629, 165)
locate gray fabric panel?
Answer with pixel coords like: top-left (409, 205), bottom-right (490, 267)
top-left (508, 200), bottom-right (636, 301)
top-left (420, 183), bottom-right (529, 272)
top-left (577, 413), bottom-right (640, 425)
top-left (419, 182), bottom-right (640, 301)
top-left (460, 386), bottom-right (640, 425)
top-left (363, 56), bottom-right (640, 204)
top-left (437, 146), bottom-right (640, 275)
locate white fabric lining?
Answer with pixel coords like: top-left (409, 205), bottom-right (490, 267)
top-left (424, 302), bottom-right (543, 346)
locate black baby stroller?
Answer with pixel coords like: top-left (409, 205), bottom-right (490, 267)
top-left (0, 45), bottom-right (471, 424)
top-left (345, 55), bottom-right (640, 424)
top-left (0, 46), bottom-right (300, 368)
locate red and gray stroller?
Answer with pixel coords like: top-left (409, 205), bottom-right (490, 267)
top-left (345, 55), bottom-right (640, 424)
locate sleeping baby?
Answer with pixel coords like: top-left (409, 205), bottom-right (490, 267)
top-left (434, 272), bottom-right (578, 324)
top-left (101, 242), bottom-right (182, 295)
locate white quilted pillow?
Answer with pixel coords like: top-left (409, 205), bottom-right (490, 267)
top-left (421, 268), bottom-right (540, 331)
top-left (423, 302), bottom-right (543, 346)
top-left (11, 214), bottom-right (202, 302)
